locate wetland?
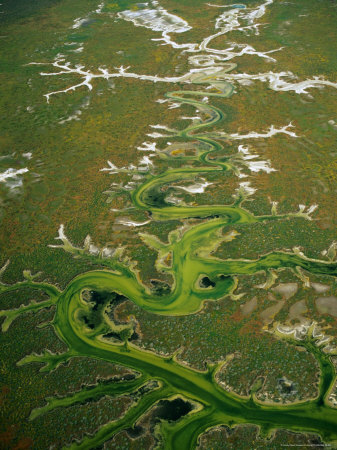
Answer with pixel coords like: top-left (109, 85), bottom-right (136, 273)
top-left (1, 0), bottom-right (337, 448)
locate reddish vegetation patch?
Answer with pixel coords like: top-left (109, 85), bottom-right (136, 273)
top-left (239, 318), bottom-right (264, 336)
top-left (13, 437), bottom-right (33, 449)
top-left (0, 385), bottom-right (10, 406)
top-left (230, 306), bottom-right (243, 322)
top-left (0, 425), bottom-right (32, 450)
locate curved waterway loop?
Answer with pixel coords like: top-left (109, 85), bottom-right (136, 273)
top-left (50, 287), bottom-right (337, 450)
top-left (2, 55), bottom-right (337, 450)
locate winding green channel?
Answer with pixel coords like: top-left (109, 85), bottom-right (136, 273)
top-left (1, 60), bottom-right (337, 449)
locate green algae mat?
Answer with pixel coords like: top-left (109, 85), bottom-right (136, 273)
top-left (1, 0), bottom-right (337, 448)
